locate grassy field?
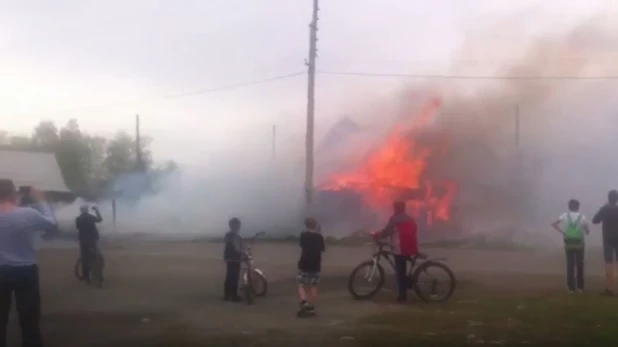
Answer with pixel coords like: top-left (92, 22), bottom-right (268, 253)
top-left (27, 240), bottom-right (618, 346)
top-left (353, 293), bottom-right (618, 346)
top-left (119, 293), bottom-right (618, 347)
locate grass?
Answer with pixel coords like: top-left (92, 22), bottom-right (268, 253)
top-left (354, 293), bottom-right (618, 346)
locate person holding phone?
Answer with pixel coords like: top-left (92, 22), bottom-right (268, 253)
top-left (75, 204), bottom-right (103, 284)
top-left (0, 179), bottom-right (57, 347)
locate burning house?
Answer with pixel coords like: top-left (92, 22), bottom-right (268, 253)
top-left (316, 98), bottom-right (459, 239)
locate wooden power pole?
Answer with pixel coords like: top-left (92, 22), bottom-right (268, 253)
top-left (272, 125), bottom-right (276, 160)
top-left (304, 0), bottom-right (319, 211)
top-left (135, 114), bottom-right (145, 172)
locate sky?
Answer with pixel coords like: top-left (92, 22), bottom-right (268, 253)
top-left (1, 0), bottom-right (615, 166)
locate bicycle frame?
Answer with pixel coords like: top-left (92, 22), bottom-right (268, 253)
top-left (365, 240), bottom-right (446, 281)
top-left (241, 232), bottom-right (265, 285)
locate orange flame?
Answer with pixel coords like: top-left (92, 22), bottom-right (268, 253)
top-left (320, 98), bottom-right (457, 225)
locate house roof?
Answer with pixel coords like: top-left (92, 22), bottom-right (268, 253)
top-left (0, 150), bottom-right (70, 193)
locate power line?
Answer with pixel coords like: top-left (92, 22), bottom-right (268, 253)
top-left (160, 71), bottom-right (305, 100)
top-left (5, 71), bottom-right (306, 117)
top-left (318, 70), bottom-right (618, 80)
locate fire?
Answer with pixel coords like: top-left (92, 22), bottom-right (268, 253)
top-left (320, 97), bottom-right (457, 226)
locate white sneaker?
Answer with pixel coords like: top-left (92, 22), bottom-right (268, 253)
top-left (577, 289), bottom-right (584, 294)
top-left (568, 290), bottom-right (575, 294)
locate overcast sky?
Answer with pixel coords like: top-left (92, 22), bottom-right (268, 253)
top-left (0, 0), bottom-right (614, 165)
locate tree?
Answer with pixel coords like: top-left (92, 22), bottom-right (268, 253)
top-left (1, 118), bottom-right (163, 198)
top-left (104, 132), bottom-right (135, 179)
top-left (31, 120), bottom-right (59, 151)
top-left (56, 119), bottom-right (90, 193)
top-left (83, 135), bottom-right (107, 185)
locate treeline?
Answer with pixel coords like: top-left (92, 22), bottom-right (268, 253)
top-left (0, 119), bottom-right (177, 199)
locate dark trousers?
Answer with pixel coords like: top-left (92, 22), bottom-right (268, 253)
top-left (394, 255), bottom-right (408, 300)
top-left (0, 265), bottom-right (43, 347)
top-left (565, 248), bottom-right (585, 291)
top-left (224, 261), bottom-right (241, 298)
top-left (79, 241), bottom-right (96, 281)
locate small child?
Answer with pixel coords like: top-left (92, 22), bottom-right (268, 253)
top-left (551, 199), bottom-right (590, 294)
top-left (223, 217), bottom-right (243, 302)
top-left (297, 217), bottom-right (325, 317)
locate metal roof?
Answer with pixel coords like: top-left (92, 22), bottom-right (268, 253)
top-left (0, 150), bottom-right (70, 193)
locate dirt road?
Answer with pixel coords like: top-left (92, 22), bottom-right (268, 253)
top-left (5, 241), bottom-right (609, 346)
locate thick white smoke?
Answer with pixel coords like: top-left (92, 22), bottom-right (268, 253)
top-left (53, 15), bottom-right (618, 245)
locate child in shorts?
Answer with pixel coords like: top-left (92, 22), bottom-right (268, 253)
top-left (297, 217), bottom-right (325, 316)
top-left (551, 199), bottom-right (590, 293)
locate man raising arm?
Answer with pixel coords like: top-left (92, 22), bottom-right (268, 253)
top-left (75, 204), bottom-right (103, 285)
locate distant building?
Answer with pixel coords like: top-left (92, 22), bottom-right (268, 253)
top-left (0, 150), bottom-right (72, 201)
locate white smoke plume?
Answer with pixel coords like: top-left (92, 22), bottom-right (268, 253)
top-left (54, 15), bottom-right (618, 245)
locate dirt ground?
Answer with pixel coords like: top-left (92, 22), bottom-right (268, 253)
top-left (6, 240), bottom-right (611, 346)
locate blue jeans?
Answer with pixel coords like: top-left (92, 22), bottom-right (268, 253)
top-left (394, 255), bottom-right (408, 300)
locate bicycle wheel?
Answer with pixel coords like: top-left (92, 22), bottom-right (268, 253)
top-left (411, 261), bottom-right (456, 303)
top-left (74, 258), bottom-right (83, 281)
top-left (348, 260), bottom-right (385, 300)
top-left (250, 270), bottom-right (268, 297)
top-left (243, 270), bottom-right (254, 305)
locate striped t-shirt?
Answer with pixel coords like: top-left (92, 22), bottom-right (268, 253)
top-left (0, 204), bottom-right (57, 266)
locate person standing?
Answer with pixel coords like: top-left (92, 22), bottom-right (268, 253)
top-left (592, 190), bottom-right (618, 296)
top-left (373, 201), bottom-right (419, 303)
top-left (0, 179), bottom-right (57, 347)
top-left (75, 205), bottom-right (103, 284)
top-left (223, 218), bottom-right (243, 302)
top-left (296, 217), bottom-right (325, 317)
top-left (551, 199), bottom-right (590, 293)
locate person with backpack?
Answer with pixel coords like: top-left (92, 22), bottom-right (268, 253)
top-left (551, 199), bottom-right (590, 294)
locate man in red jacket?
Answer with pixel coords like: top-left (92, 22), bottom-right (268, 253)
top-left (374, 201), bottom-right (419, 302)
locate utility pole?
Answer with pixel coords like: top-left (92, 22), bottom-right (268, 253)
top-left (272, 125), bottom-right (276, 160)
top-left (514, 104), bottom-right (520, 147)
top-left (135, 114), bottom-right (144, 172)
top-left (304, 0), bottom-right (319, 211)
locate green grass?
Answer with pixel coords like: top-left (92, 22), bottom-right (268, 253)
top-left (354, 294), bottom-right (618, 346)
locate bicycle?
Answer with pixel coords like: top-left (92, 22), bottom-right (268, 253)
top-left (348, 235), bottom-right (456, 302)
top-left (74, 244), bottom-right (105, 288)
top-left (240, 231), bottom-right (268, 305)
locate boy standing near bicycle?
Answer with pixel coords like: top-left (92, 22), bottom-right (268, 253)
top-left (551, 199), bottom-right (590, 293)
top-left (297, 217), bottom-right (325, 317)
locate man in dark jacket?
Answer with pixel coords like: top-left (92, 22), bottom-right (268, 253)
top-left (592, 190), bottom-right (618, 296)
top-left (75, 204), bottom-right (103, 284)
top-left (223, 217), bottom-right (243, 302)
top-left (374, 201), bottom-right (419, 303)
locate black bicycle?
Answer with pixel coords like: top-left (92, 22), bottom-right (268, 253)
top-left (240, 232), bottom-right (268, 305)
top-left (348, 236), bottom-right (456, 302)
top-left (74, 245), bottom-right (105, 288)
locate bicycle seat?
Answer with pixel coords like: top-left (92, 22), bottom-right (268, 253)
top-left (416, 252), bottom-right (428, 260)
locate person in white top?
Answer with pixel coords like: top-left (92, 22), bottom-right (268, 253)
top-left (551, 199), bottom-right (590, 294)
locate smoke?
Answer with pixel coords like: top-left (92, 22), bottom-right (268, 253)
top-left (54, 15), bottom-right (618, 243)
top-left (53, 150), bottom-right (306, 238)
top-left (436, 16), bottom-right (618, 240)
top-left (314, 15), bottom-right (618, 243)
